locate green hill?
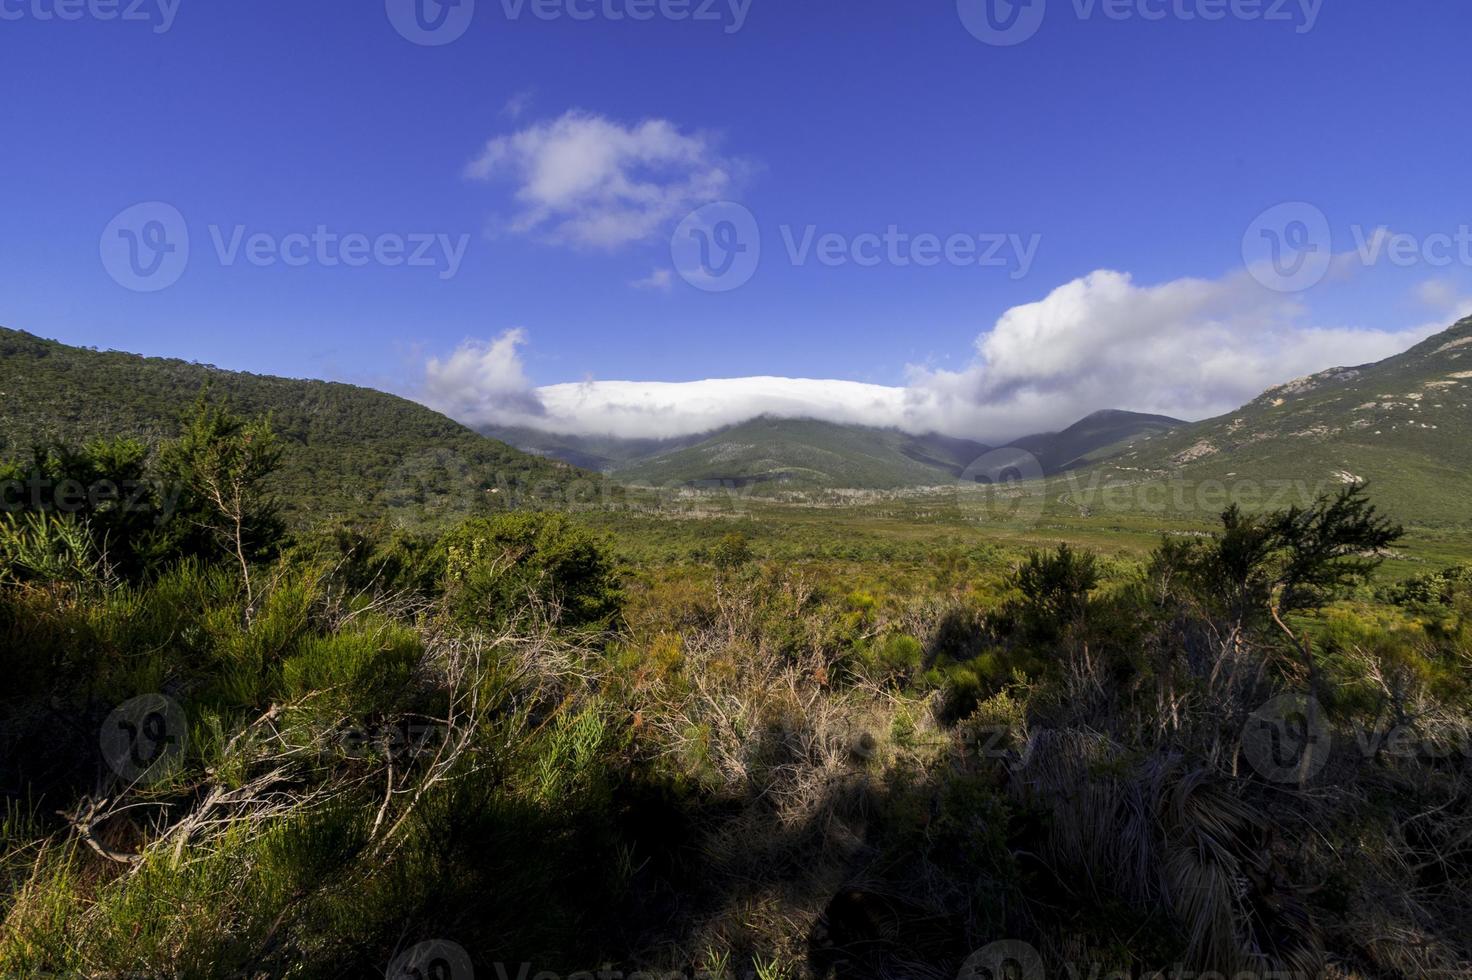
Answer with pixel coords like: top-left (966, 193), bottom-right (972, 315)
top-left (482, 425), bottom-right (713, 473)
top-left (609, 417), bottom-right (982, 490)
top-left (0, 328), bottom-right (590, 525)
top-left (502, 412), bottom-right (1183, 492)
top-left (1010, 409), bottom-right (1183, 472)
top-left (1085, 317), bottom-right (1472, 527)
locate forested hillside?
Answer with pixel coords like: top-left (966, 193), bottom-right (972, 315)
top-left (0, 328), bottom-right (590, 523)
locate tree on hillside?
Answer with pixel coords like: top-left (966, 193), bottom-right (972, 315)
top-left (156, 397), bottom-right (284, 610)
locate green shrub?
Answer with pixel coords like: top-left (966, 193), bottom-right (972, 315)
top-left (1006, 543), bottom-right (1099, 646)
top-left (435, 512), bottom-right (621, 632)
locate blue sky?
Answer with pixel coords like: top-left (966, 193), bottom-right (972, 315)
top-left (3, 0), bottom-right (1471, 439)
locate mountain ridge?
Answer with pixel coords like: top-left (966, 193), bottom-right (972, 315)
top-left (1085, 317), bottom-right (1472, 525)
top-left (487, 410), bottom-right (1185, 491)
top-left (0, 327), bottom-right (591, 524)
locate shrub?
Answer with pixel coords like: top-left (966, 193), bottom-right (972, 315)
top-left (435, 512), bottom-right (621, 632)
top-left (711, 532), bottom-right (754, 571)
top-left (1007, 543), bottom-right (1099, 646)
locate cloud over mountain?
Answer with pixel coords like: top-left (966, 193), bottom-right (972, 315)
top-left (419, 266), bottom-right (1443, 443)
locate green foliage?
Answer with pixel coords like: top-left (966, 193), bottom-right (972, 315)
top-left (2, 401), bottom-right (1469, 979)
top-left (1095, 317), bottom-right (1472, 528)
top-left (436, 512), bottom-right (622, 632)
top-left (1007, 543), bottom-right (1100, 646)
top-left (711, 532), bottom-right (754, 571)
top-left (0, 327), bottom-right (590, 526)
top-left (0, 437), bottom-right (163, 579)
top-left (1153, 485), bottom-right (1404, 627)
top-left (0, 512), bottom-right (99, 584)
top-left (154, 396), bottom-right (286, 580)
top-left (1383, 561), bottom-right (1472, 608)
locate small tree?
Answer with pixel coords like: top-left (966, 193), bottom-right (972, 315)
top-left (1009, 543), bottom-right (1099, 647)
top-left (1154, 485), bottom-right (1401, 663)
top-left (156, 397), bottom-right (283, 609)
top-left (1153, 484), bottom-right (1403, 783)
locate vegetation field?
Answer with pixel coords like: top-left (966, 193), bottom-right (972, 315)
top-left (4, 398), bottom-right (1471, 979)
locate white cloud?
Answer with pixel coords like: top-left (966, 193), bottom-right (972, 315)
top-left (417, 266), bottom-right (1448, 443)
top-left (904, 268), bottom-right (1440, 440)
top-left (1416, 278), bottom-right (1472, 318)
top-left (629, 267), bottom-right (674, 291)
top-left (534, 377), bottom-right (911, 440)
top-left (465, 111), bottom-right (739, 249)
top-left (420, 329), bottom-right (546, 425)
top-left (501, 89), bottom-right (534, 119)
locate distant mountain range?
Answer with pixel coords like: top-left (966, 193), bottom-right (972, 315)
top-left (486, 409), bottom-right (1183, 490)
top-left (6, 317), bottom-right (1468, 528)
top-left (1088, 316), bottom-right (1472, 526)
top-left (0, 328), bottom-right (588, 525)
top-left (485, 317), bottom-right (1472, 527)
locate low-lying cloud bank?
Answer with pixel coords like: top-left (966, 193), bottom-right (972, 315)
top-left (418, 266), bottom-right (1454, 444)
